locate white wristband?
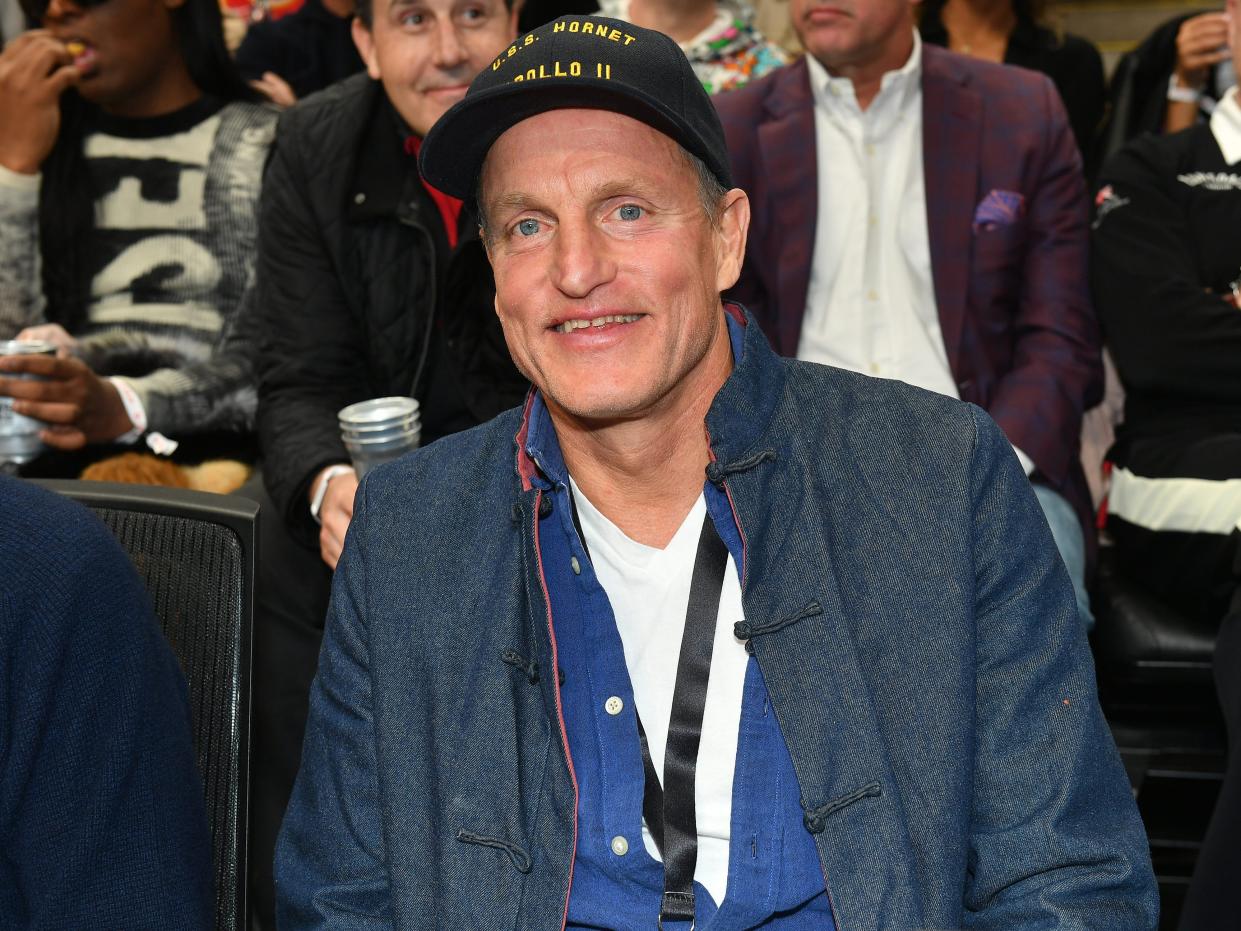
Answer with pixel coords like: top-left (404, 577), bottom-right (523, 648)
top-left (1167, 74), bottom-right (1203, 104)
top-left (310, 464), bottom-right (356, 524)
top-left (109, 376), bottom-right (147, 445)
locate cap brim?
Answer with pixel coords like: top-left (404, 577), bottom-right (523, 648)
top-left (420, 77), bottom-right (714, 201)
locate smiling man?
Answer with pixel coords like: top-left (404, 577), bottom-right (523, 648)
top-left (249, 0), bottom-right (527, 923)
top-left (275, 17), bottom-right (1158, 930)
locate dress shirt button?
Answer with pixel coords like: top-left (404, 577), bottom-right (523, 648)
top-left (868, 214), bottom-right (878, 227)
top-left (866, 289), bottom-right (878, 302)
top-left (570, 556), bottom-right (581, 575)
top-left (869, 362), bottom-right (880, 374)
top-left (605, 695), bottom-right (624, 715)
top-left (611, 835), bottom-right (629, 856)
top-left (865, 143), bottom-right (875, 157)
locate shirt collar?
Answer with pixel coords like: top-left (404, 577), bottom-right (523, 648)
top-left (521, 308), bottom-right (748, 490)
top-left (806, 29), bottom-right (922, 114)
top-left (1211, 87), bottom-right (1241, 165)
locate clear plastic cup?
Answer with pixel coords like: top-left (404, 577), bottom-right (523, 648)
top-left (338, 397), bottom-right (421, 479)
top-left (0, 340), bottom-right (56, 464)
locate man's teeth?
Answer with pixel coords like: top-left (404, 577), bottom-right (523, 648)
top-left (555, 314), bottom-right (641, 334)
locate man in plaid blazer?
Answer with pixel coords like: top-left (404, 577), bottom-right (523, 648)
top-left (715, 0), bottom-right (1101, 623)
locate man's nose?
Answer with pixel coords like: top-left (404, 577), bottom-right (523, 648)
top-left (549, 218), bottom-right (617, 299)
top-left (43, 0), bottom-right (82, 23)
top-left (431, 22), bottom-right (469, 69)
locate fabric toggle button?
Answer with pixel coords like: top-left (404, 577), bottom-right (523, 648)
top-left (605, 695), bottom-right (624, 715)
top-left (570, 556), bottom-right (581, 575)
top-left (611, 835), bottom-right (629, 856)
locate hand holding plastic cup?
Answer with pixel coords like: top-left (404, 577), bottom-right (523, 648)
top-left (338, 396), bottom-right (421, 479)
top-left (0, 340), bottom-right (56, 464)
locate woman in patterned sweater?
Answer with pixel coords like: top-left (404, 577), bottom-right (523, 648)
top-left (0, 0), bottom-right (275, 470)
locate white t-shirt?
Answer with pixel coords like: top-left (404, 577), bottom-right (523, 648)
top-left (570, 480), bottom-right (749, 908)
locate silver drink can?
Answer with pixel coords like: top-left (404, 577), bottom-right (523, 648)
top-left (0, 340), bottom-right (56, 464)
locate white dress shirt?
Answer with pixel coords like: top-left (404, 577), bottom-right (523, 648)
top-left (798, 33), bottom-right (958, 399)
top-left (799, 36), bottom-right (1036, 475)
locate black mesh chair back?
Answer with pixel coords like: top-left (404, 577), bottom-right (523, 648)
top-left (37, 480), bottom-right (257, 931)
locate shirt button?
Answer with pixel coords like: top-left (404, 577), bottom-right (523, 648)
top-left (353, 192), bottom-right (366, 204)
top-left (611, 835), bottom-right (629, 856)
top-left (869, 362), bottom-right (880, 374)
top-left (605, 695), bottom-right (624, 715)
top-left (865, 143), bottom-right (875, 156)
top-left (867, 289), bottom-right (878, 302)
top-left (570, 556), bottom-right (581, 575)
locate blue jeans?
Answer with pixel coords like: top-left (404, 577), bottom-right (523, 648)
top-left (1033, 483), bottom-right (1094, 631)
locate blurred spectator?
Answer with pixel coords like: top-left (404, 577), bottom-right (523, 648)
top-left (1098, 11), bottom-right (1236, 167)
top-left (598, 0), bottom-right (787, 93)
top-left (0, 0), bottom-right (275, 479)
top-left (920, 0), bottom-right (1104, 173)
top-left (717, 0), bottom-right (1101, 628)
top-left (1164, 10), bottom-right (1234, 133)
top-left (0, 474), bottom-right (213, 928)
top-left (235, 0), bottom-right (363, 106)
top-left (248, 0), bottom-right (527, 922)
top-left (1092, 7), bottom-right (1241, 920)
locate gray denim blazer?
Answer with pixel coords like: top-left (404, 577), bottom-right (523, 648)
top-left (277, 310), bottom-right (1158, 930)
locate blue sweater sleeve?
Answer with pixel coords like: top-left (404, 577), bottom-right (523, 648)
top-left (0, 477), bottom-right (214, 929)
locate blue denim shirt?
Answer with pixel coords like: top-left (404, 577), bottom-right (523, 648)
top-left (276, 307), bottom-right (1159, 931)
top-left (523, 318), bottom-right (834, 929)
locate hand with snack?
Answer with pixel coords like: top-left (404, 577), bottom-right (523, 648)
top-left (0, 30), bottom-right (85, 175)
top-left (0, 353), bottom-right (134, 449)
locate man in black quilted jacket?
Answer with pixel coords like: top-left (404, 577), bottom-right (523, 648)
top-left (249, 0), bottom-right (526, 923)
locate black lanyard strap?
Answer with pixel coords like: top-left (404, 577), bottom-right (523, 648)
top-left (569, 493), bottom-right (729, 928)
top-left (648, 513), bottom-right (728, 927)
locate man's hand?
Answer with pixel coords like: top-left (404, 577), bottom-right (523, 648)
top-left (314, 467), bottom-right (358, 570)
top-left (1174, 12), bottom-right (1231, 93)
top-left (0, 354), bottom-right (134, 449)
top-left (17, 323), bottom-right (78, 355)
top-left (0, 31), bottom-right (82, 174)
top-left (250, 71), bottom-right (297, 108)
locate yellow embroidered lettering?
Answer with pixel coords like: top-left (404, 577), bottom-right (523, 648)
top-left (568, 19), bottom-right (580, 31)
top-left (507, 45), bottom-right (517, 57)
top-left (608, 28), bottom-right (621, 40)
top-left (570, 61), bottom-right (582, 76)
top-left (523, 33), bottom-right (534, 45)
top-left (554, 61), bottom-right (567, 76)
top-left (623, 34), bottom-right (636, 44)
top-left (552, 20), bottom-right (565, 31)
top-left (581, 21), bottom-right (594, 34)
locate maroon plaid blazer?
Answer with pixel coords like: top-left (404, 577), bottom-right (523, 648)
top-left (716, 46), bottom-right (1102, 538)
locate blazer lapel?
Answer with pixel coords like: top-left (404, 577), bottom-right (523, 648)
top-left (757, 58), bottom-right (819, 357)
top-left (921, 46), bottom-right (981, 377)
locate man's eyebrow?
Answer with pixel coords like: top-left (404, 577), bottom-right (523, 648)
top-left (487, 178), bottom-right (657, 215)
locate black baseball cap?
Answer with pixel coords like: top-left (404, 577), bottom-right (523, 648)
top-left (419, 15), bottom-right (732, 200)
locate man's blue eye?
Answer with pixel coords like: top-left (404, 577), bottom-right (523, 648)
top-left (516, 219), bottom-right (540, 236)
top-left (618, 204), bottom-right (642, 221)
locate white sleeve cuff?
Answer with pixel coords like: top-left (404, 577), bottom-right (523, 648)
top-left (109, 376), bottom-right (147, 445)
top-left (0, 164), bottom-right (42, 193)
top-left (1012, 445), bottom-right (1037, 477)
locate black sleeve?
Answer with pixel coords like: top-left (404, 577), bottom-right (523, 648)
top-left (234, 22), bottom-right (287, 82)
top-left (1091, 136), bottom-right (1241, 406)
top-left (255, 113), bottom-right (371, 545)
top-left (1057, 35), bottom-right (1107, 178)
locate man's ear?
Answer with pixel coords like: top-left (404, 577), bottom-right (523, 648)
top-left (352, 16), bottom-right (383, 81)
top-left (713, 188), bottom-right (750, 294)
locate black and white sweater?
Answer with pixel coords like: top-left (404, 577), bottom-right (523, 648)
top-left (0, 97), bottom-right (276, 438)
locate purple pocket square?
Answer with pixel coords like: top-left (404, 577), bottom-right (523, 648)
top-left (972, 189), bottom-right (1026, 232)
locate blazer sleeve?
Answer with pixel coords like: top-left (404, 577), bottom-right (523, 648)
top-left (984, 77), bottom-right (1103, 488)
top-left (275, 479), bottom-right (395, 929)
top-left (1091, 137), bottom-right (1241, 406)
top-left (962, 405), bottom-right (1158, 927)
